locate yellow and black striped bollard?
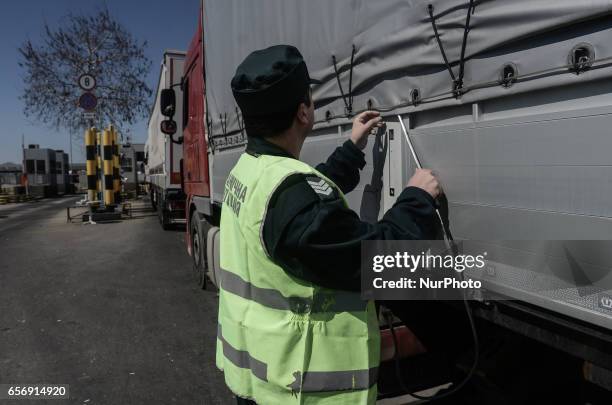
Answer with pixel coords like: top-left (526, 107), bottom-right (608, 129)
top-left (85, 128), bottom-right (98, 204)
top-left (102, 128), bottom-right (115, 207)
top-left (96, 130), bottom-right (102, 202)
top-left (112, 127), bottom-right (121, 204)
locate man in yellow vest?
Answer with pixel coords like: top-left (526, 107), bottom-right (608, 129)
top-left (217, 45), bottom-right (440, 405)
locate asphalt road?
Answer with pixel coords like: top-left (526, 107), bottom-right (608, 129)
top-left (0, 196), bottom-right (233, 404)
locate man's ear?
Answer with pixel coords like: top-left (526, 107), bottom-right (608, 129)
top-left (296, 103), bottom-right (309, 126)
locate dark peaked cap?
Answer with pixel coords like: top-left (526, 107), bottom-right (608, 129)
top-left (231, 45), bottom-right (321, 116)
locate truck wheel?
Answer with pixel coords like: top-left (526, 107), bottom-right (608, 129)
top-left (150, 190), bottom-right (157, 210)
top-left (190, 211), bottom-right (209, 290)
top-left (158, 203), bottom-right (171, 230)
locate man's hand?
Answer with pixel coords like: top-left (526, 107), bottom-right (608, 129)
top-left (407, 169), bottom-right (441, 199)
top-left (350, 111), bottom-right (384, 150)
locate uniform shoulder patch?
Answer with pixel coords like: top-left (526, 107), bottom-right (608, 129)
top-left (305, 175), bottom-right (336, 199)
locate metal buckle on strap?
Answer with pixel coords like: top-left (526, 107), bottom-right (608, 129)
top-left (288, 296), bottom-right (312, 314)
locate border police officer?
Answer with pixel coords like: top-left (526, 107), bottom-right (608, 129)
top-left (217, 45), bottom-right (440, 405)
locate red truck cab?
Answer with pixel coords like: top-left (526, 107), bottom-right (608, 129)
top-left (179, 15), bottom-right (221, 290)
top-left (156, 10), bottom-right (216, 287)
top-left (182, 18), bottom-right (210, 202)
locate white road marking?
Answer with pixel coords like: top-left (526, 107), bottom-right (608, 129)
top-left (0, 197), bottom-right (79, 223)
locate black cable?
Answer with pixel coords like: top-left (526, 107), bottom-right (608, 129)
top-left (332, 45), bottom-right (357, 116)
top-left (234, 107), bottom-right (247, 146)
top-left (348, 45), bottom-right (356, 114)
top-left (235, 107), bottom-right (244, 134)
top-left (429, 1), bottom-right (475, 96)
top-left (332, 54), bottom-right (351, 114)
top-left (220, 113), bottom-right (228, 136)
top-left (206, 103), bottom-right (216, 152)
top-left (428, 4), bottom-right (456, 83)
top-left (456, 0), bottom-right (475, 93)
top-left (385, 290), bottom-right (479, 402)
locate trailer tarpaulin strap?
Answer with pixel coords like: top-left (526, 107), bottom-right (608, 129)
top-left (220, 113), bottom-right (228, 137)
top-left (235, 107), bottom-right (246, 145)
top-left (331, 44), bottom-right (357, 116)
top-left (427, 5), bottom-right (456, 87)
top-left (427, 0), bottom-right (476, 97)
top-left (457, 0), bottom-right (476, 93)
top-left (203, 0), bottom-right (612, 141)
top-left (205, 106), bottom-right (214, 151)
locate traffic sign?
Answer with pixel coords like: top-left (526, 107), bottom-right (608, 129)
top-left (82, 112), bottom-right (96, 120)
top-left (78, 74), bottom-right (97, 91)
top-left (78, 92), bottom-right (98, 111)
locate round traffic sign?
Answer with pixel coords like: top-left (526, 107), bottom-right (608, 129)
top-left (78, 92), bottom-right (98, 111)
top-left (78, 74), bottom-right (97, 91)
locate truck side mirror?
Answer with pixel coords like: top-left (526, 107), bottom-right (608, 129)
top-left (161, 119), bottom-right (177, 135)
top-left (160, 89), bottom-right (176, 117)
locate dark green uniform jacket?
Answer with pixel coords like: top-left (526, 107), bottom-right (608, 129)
top-left (248, 136), bottom-right (439, 292)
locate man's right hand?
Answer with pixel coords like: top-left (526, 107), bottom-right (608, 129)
top-left (407, 169), bottom-right (441, 199)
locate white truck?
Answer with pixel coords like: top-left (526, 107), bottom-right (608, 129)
top-left (145, 50), bottom-right (186, 230)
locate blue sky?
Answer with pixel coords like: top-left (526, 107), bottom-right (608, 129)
top-left (0, 0), bottom-right (199, 164)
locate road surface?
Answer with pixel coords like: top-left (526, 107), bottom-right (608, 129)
top-left (0, 197), bottom-right (233, 404)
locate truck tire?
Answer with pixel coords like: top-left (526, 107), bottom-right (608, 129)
top-left (150, 189), bottom-right (157, 211)
top-left (158, 202), bottom-right (171, 230)
top-left (190, 211), bottom-right (210, 289)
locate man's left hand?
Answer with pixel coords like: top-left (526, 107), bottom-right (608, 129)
top-left (350, 111), bottom-right (384, 150)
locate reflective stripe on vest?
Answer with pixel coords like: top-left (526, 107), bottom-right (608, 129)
top-left (219, 267), bottom-right (367, 314)
top-left (287, 367), bottom-right (379, 393)
top-left (219, 322), bottom-right (378, 393)
top-left (218, 324), bottom-right (268, 382)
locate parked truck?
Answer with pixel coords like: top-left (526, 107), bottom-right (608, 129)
top-left (158, 1), bottom-right (612, 401)
top-left (145, 50), bottom-right (187, 230)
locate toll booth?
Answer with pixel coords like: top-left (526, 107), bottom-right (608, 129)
top-left (23, 145), bottom-right (61, 197)
top-left (120, 143), bottom-right (146, 192)
top-left (55, 150), bottom-right (70, 194)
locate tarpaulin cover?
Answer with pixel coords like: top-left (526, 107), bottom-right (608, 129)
top-left (146, 61), bottom-right (166, 172)
top-left (146, 51), bottom-right (185, 175)
top-left (202, 0), bottom-right (612, 138)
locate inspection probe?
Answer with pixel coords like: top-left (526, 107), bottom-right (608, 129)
top-left (384, 115), bottom-right (480, 402)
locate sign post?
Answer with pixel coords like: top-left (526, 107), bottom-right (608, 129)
top-left (78, 73), bottom-right (98, 125)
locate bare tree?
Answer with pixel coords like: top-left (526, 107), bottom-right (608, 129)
top-left (18, 9), bottom-right (152, 137)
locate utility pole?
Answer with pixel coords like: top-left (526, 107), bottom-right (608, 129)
top-left (21, 134), bottom-right (29, 196)
top-left (126, 135), bottom-right (138, 197)
top-left (68, 129), bottom-right (73, 167)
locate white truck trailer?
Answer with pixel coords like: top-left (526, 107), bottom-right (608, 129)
top-left (158, 1), bottom-right (612, 401)
top-left (146, 50), bottom-right (186, 230)
top-left (202, 1), bottom-right (612, 327)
